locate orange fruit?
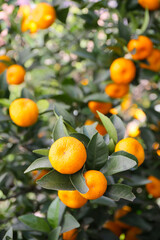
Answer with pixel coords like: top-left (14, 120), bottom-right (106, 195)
top-left (80, 170), bottom-right (107, 200)
top-left (63, 229), bottom-right (78, 240)
top-left (115, 138), bottom-right (145, 166)
top-left (140, 48), bottom-right (160, 72)
top-left (146, 176), bottom-right (160, 198)
top-left (49, 137), bottom-right (87, 174)
top-left (125, 227), bottom-right (142, 240)
top-left (6, 64), bottom-right (26, 85)
top-left (114, 206), bottom-right (132, 229)
top-left (110, 58), bottom-right (136, 84)
top-left (0, 55), bottom-right (11, 74)
top-left (85, 119), bottom-right (107, 136)
top-left (88, 101), bottom-right (112, 116)
top-left (18, 5), bottom-right (31, 19)
top-left (58, 190), bottom-right (87, 208)
top-left (127, 36), bottom-right (153, 60)
top-left (121, 94), bottom-right (132, 112)
top-left (21, 17), bottom-right (38, 33)
top-left (103, 221), bottom-right (122, 237)
top-left (31, 3), bottom-right (56, 29)
top-left (132, 108), bottom-right (146, 122)
top-left (138, 0), bottom-right (160, 10)
top-left (105, 83), bottom-right (129, 99)
top-left (9, 98), bottom-right (39, 127)
top-left (32, 170), bottom-right (50, 181)
top-left (127, 122), bottom-right (140, 138)
top-left (80, 78), bottom-right (89, 86)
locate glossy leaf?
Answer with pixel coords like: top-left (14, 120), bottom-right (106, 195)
top-left (48, 227), bottom-right (61, 240)
top-left (24, 157), bottom-right (52, 173)
top-left (102, 151), bottom-right (137, 176)
top-left (97, 112), bottom-right (118, 144)
top-left (52, 116), bottom-right (69, 141)
top-left (111, 115), bottom-right (125, 141)
top-left (108, 184), bottom-right (135, 201)
top-left (61, 212), bottom-right (80, 234)
top-left (91, 196), bottom-right (117, 208)
top-left (70, 133), bottom-right (90, 147)
top-left (47, 197), bottom-right (60, 229)
top-left (37, 170), bottom-right (75, 190)
top-left (19, 214), bottom-right (50, 233)
top-left (70, 169), bottom-right (89, 194)
top-left (33, 149), bottom-right (49, 156)
top-left (87, 133), bottom-right (108, 170)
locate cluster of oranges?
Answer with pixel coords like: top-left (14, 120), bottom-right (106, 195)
top-left (34, 135), bottom-right (145, 211)
top-left (18, 3), bottom-right (56, 34)
top-left (0, 55), bottom-right (26, 85)
top-left (103, 206), bottom-right (142, 240)
top-left (0, 56), bottom-right (39, 128)
top-left (128, 35), bottom-right (160, 72)
top-left (48, 136), bottom-right (107, 207)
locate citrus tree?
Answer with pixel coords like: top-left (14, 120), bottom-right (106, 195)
top-left (0, 0), bottom-right (160, 240)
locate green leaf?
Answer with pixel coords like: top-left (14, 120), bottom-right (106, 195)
top-left (125, 175), bottom-right (151, 186)
top-left (37, 170), bottom-right (75, 190)
top-left (56, 6), bottom-right (69, 23)
top-left (107, 184), bottom-right (135, 201)
top-left (48, 227), bottom-right (61, 240)
top-left (19, 214), bottom-right (50, 233)
top-left (47, 197), bottom-right (60, 229)
top-left (54, 103), bottom-right (75, 127)
top-left (53, 116), bottom-right (69, 141)
top-left (24, 157), bottom-right (52, 173)
top-left (87, 133), bottom-right (108, 170)
top-left (3, 227), bottom-right (13, 240)
top-left (84, 93), bottom-right (111, 103)
top-left (70, 133), bottom-right (90, 147)
top-left (70, 169), bottom-right (89, 194)
top-left (37, 99), bottom-right (49, 114)
top-left (91, 196), bottom-right (117, 208)
top-left (108, 138), bottom-right (115, 154)
top-left (97, 112), bottom-right (118, 144)
top-left (62, 85), bottom-right (83, 101)
top-left (101, 151), bottom-right (137, 176)
top-left (0, 71), bottom-right (9, 98)
top-left (110, 115), bottom-right (125, 141)
top-left (83, 122), bottom-right (98, 139)
top-left (33, 149), bottom-right (49, 156)
top-left (61, 212), bottom-right (80, 234)
top-left (0, 98), bottom-right (11, 107)
top-left (118, 19), bottom-right (131, 42)
top-left (74, 48), bottom-right (96, 61)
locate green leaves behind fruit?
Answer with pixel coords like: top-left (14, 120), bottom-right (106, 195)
top-left (33, 148), bottom-right (49, 156)
top-left (52, 116), bottom-right (69, 141)
top-left (70, 169), bottom-right (89, 194)
top-left (91, 196), bottom-right (117, 208)
top-left (110, 115), bottom-right (125, 141)
top-left (61, 212), bottom-right (80, 234)
top-left (37, 170), bottom-right (75, 191)
top-left (86, 133), bottom-right (108, 170)
top-left (107, 184), bottom-right (135, 202)
top-left (54, 103), bottom-right (75, 127)
top-left (24, 157), bottom-right (52, 174)
top-left (97, 111), bottom-right (118, 144)
top-left (101, 151), bottom-right (138, 176)
top-left (19, 214), bottom-right (50, 233)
